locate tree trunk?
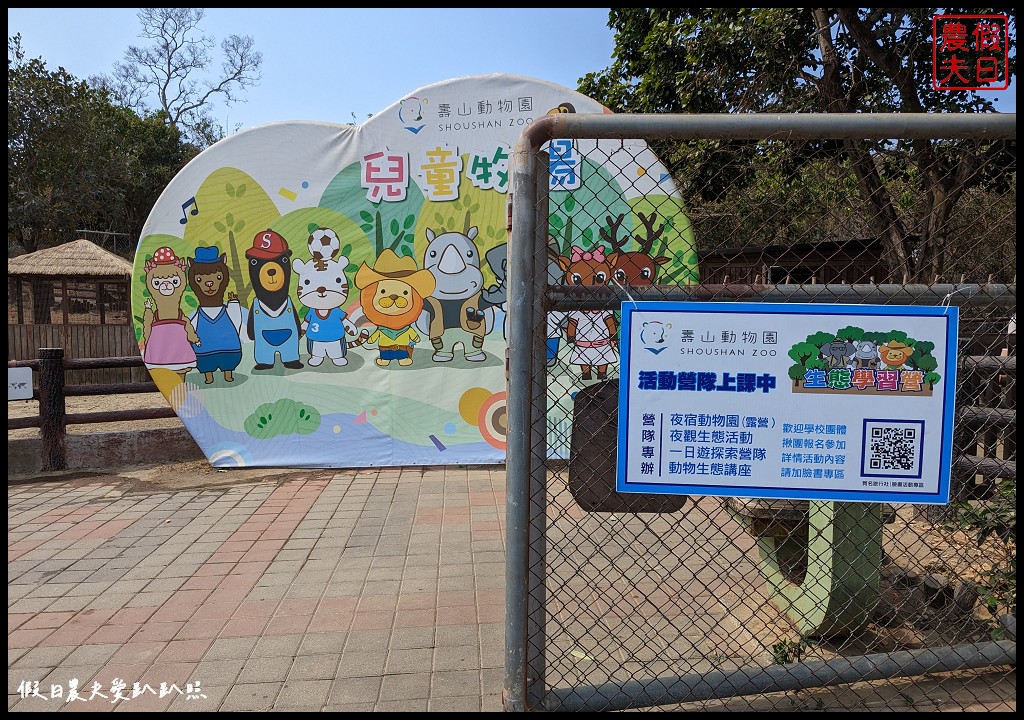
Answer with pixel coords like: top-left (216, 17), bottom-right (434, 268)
top-left (845, 144), bottom-right (909, 282)
top-left (226, 229), bottom-right (251, 301)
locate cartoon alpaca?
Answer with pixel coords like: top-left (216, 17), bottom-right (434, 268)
top-left (142, 246), bottom-right (198, 380)
top-left (556, 244), bottom-right (618, 381)
top-left (187, 245), bottom-right (243, 384)
top-left (355, 250), bottom-right (436, 367)
top-left (294, 227), bottom-right (368, 367)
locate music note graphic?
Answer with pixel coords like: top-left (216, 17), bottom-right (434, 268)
top-left (179, 197), bottom-right (199, 225)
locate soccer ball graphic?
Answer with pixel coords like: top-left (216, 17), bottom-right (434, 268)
top-left (308, 227), bottom-right (341, 261)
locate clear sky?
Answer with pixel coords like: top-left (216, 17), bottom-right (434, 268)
top-left (8, 7), bottom-right (1015, 133)
top-left (7, 8), bottom-right (620, 132)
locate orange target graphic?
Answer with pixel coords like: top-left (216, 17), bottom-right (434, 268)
top-left (478, 391), bottom-right (507, 450)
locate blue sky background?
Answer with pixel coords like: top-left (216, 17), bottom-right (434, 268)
top-left (8, 7), bottom-right (1015, 134)
top-left (7, 8), bottom-right (620, 132)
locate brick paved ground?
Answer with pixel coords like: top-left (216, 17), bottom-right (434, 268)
top-left (8, 465), bottom-right (1015, 712)
top-left (9, 467), bottom-right (506, 712)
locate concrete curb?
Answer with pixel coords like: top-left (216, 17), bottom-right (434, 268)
top-left (9, 426), bottom-right (204, 474)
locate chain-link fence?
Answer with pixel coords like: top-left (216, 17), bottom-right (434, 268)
top-left (504, 114), bottom-right (1015, 711)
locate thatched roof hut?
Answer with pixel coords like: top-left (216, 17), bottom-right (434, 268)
top-left (8, 239), bottom-right (134, 326)
top-left (8, 240), bottom-right (147, 383)
top-left (8, 239), bottom-right (133, 279)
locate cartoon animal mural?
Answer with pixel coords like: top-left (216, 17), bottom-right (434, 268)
top-left (603, 212), bottom-right (671, 286)
top-left (879, 339), bottom-right (915, 370)
top-left (420, 225), bottom-right (498, 362)
top-left (820, 338), bottom-right (857, 369)
top-left (483, 243), bottom-right (509, 340)
top-left (482, 240), bottom-right (570, 358)
top-left (556, 243), bottom-right (619, 381)
top-left (245, 230), bottom-right (303, 371)
top-left (294, 228), bottom-right (368, 368)
top-left (128, 74), bottom-right (699, 469)
top-left (544, 239), bottom-right (569, 368)
top-left (186, 245), bottom-right (243, 384)
top-left (142, 246), bottom-right (198, 381)
top-left (548, 102), bottom-right (577, 116)
top-left (355, 250), bottom-right (436, 367)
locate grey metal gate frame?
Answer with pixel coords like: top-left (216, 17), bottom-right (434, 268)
top-left (504, 113), bottom-right (1016, 712)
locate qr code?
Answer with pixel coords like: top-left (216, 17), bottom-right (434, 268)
top-left (861, 419), bottom-right (925, 478)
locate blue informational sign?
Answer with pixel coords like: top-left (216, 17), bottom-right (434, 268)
top-left (616, 302), bottom-right (959, 504)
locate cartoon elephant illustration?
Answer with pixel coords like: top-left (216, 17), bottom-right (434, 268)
top-left (820, 339), bottom-right (856, 369)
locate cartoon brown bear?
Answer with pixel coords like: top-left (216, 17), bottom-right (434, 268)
top-left (187, 245), bottom-right (243, 384)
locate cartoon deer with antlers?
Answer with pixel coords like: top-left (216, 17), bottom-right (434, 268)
top-left (602, 211), bottom-right (670, 286)
top-left (555, 243), bottom-right (618, 381)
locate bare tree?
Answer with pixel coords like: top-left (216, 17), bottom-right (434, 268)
top-left (98, 8), bottom-right (262, 147)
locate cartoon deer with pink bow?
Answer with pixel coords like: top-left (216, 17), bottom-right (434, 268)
top-left (555, 243), bottom-right (619, 381)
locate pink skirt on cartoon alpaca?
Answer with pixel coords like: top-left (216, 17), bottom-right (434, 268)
top-left (144, 318), bottom-right (197, 370)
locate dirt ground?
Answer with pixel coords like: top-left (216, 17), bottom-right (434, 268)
top-left (8, 391), bottom-right (182, 439)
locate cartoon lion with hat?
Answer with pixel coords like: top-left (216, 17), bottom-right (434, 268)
top-left (355, 250), bottom-right (436, 367)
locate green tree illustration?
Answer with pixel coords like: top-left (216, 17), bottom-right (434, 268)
top-left (213, 182), bottom-right (251, 299)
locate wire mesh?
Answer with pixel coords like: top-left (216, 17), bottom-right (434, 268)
top-left (507, 115), bottom-right (1016, 712)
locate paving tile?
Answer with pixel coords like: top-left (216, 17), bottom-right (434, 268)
top-left (202, 636), bottom-right (259, 663)
top-left (220, 682), bottom-right (283, 712)
top-left (287, 654), bottom-right (341, 681)
top-left (237, 657), bottom-right (293, 685)
top-left (156, 638), bottom-right (213, 664)
top-left (327, 675), bottom-right (381, 705)
top-left (335, 651), bottom-right (387, 679)
top-left (16, 645), bottom-right (77, 668)
top-left (274, 679), bottom-right (331, 708)
top-left (17, 463), bottom-right (1010, 714)
top-left (428, 694), bottom-right (483, 711)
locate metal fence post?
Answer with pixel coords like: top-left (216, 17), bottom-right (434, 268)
top-left (38, 347), bottom-right (67, 471)
top-left (505, 143), bottom-right (543, 712)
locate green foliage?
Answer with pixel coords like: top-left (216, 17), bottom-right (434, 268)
top-left (948, 480), bottom-right (1016, 619)
top-left (243, 399), bottom-right (321, 439)
top-left (8, 34), bottom-right (196, 254)
top-left (549, 203), bottom-right (596, 256)
top-left (360, 209), bottom-right (418, 258)
top-left (578, 9), bottom-right (1017, 282)
top-left (771, 637), bottom-right (809, 665)
top-left (788, 342), bottom-right (820, 365)
top-left (835, 326), bottom-right (865, 342)
top-left (806, 332), bottom-right (836, 349)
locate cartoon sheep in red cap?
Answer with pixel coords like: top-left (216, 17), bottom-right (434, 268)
top-left (142, 246), bottom-right (199, 380)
